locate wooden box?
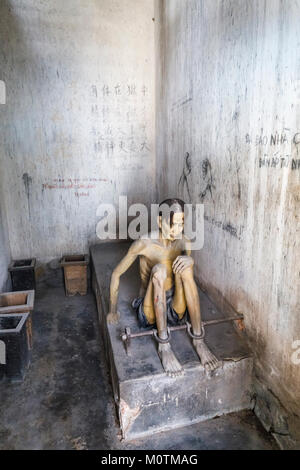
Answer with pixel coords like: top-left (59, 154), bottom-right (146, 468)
top-left (61, 255), bottom-right (89, 296)
top-left (0, 290), bottom-right (35, 350)
top-left (8, 258), bottom-right (36, 291)
top-left (0, 313), bottom-right (31, 382)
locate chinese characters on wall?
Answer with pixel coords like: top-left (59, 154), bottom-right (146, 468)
top-left (90, 82), bottom-right (152, 161)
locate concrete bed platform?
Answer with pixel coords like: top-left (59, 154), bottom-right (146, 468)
top-left (91, 242), bottom-right (253, 440)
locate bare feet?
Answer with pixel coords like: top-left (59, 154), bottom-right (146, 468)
top-left (107, 312), bottom-right (120, 325)
top-left (193, 339), bottom-right (220, 372)
top-left (158, 343), bottom-right (183, 377)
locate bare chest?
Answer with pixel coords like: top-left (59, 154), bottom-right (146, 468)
top-left (141, 242), bottom-right (184, 271)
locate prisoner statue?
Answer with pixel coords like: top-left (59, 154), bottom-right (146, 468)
top-left (108, 198), bottom-right (220, 377)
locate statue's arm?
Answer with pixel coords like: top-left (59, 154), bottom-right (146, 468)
top-left (108, 240), bottom-right (145, 324)
top-left (172, 237), bottom-right (193, 274)
top-left (184, 237), bottom-right (192, 256)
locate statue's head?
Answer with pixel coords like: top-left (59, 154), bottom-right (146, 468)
top-left (158, 198), bottom-right (185, 241)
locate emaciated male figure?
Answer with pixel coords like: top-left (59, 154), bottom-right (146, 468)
top-left (108, 199), bottom-right (220, 377)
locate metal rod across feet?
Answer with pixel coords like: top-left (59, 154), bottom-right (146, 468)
top-left (120, 314), bottom-right (244, 355)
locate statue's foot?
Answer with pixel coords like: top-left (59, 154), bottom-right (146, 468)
top-left (193, 339), bottom-right (220, 372)
top-left (158, 343), bottom-right (183, 378)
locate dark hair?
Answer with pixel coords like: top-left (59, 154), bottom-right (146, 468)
top-left (159, 198), bottom-right (185, 226)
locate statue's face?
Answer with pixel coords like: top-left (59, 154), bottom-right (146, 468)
top-left (160, 212), bottom-right (184, 241)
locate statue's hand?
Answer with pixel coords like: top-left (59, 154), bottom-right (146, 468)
top-left (172, 255), bottom-right (194, 274)
top-left (107, 312), bottom-right (120, 325)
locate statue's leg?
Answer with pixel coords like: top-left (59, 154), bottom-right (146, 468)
top-left (179, 265), bottom-right (220, 371)
top-left (143, 264), bottom-right (183, 377)
top-left (172, 272), bottom-right (187, 318)
top-left (142, 277), bottom-right (155, 325)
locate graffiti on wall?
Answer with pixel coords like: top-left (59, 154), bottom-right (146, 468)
top-left (245, 130), bottom-right (300, 170)
top-left (42, 177), bottom-right (110, 198)
top-left (178, 152), bottom-right (192, 202)
top-left (199, 158), bottom-right (215, 202)
top-left (90, 82), bottom-right (152, 161)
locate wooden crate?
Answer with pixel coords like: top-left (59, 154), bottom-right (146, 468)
top-left (0, 290), bottom-right (35, 350)
top-left (8, 258), bottom-right (36, 291)
top-left (0, 313), bottom-right (31, 382)
top-left (61, 255), bottom-right (89, 296)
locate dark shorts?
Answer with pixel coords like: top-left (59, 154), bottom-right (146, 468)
top-left (131, 287), bottom-right (188, 329)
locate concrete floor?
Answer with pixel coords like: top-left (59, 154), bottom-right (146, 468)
top-left (0, 271), bottom-right (278, 450)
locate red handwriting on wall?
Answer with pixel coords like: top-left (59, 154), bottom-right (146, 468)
top-left (42, 177), bottom-right (109, 197)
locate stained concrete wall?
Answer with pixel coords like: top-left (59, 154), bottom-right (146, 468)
top-left (0, 0), bottom-right (155, 262)
top-left (0, 183), bottom-right (11, 291)
top-left (0, 129), bottom-right (11, 291)
top-left (155, 0), bottom-right (300, 446)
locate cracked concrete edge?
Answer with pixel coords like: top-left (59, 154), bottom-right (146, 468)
top-left (119, 399), bottom-right (141, 440)
top-left (253, 376), bottom-right (300, 450)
